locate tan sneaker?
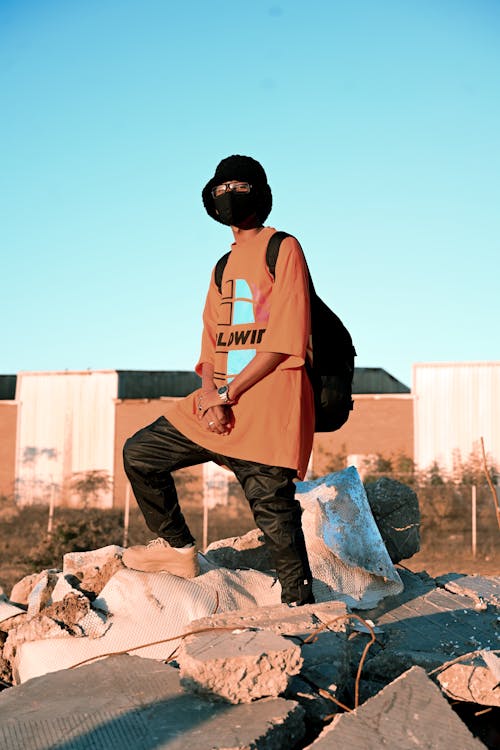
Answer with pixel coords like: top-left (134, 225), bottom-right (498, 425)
top-left (122, 538), bottom-right (200, 578)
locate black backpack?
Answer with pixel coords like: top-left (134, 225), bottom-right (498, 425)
top-left (214, 231), bottom-right (356, 432)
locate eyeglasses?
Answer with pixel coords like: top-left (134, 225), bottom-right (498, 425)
top-left (211, 181), bottom-right (252, 198)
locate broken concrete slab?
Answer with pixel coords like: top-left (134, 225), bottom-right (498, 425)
top-left (189, 599), bottom-right (350, 636)
top-left (12, 568), bottom-right (220, 684)
top-left (364, 477), bottom-right (420, 563)
top-left (437, 652), bottom-right (500, 707)
top-left (343, 568), bottom-right (500, 708)
top-left (305, 666), bottom-right (486, 749)
top-left (355, 569), bottom-right (499, 661)
top-left (0, 654), bottom-right (306, 750)
top-left (187, 600), bottom-right (351, 724)
top-left (3, 614), bottom-right (69, 672)
top-left (436, 574), bottom-right (500, 609)
top-left (178, 628), bottom-right (303, 703)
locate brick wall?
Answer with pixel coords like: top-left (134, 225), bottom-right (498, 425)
top-left (313, 394), bottom-right (414, 476)
top-left (0, 403), bottom-right (17, 498)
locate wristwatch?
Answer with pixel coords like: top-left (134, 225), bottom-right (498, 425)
top-left (217, 385), bottom-right (231, 403)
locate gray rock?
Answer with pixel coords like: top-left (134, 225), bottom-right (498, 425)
top-left (364, 477), bottom-right (420, 563)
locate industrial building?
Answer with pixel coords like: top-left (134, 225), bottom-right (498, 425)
top-left (0, 362), bottom-right (498, 507)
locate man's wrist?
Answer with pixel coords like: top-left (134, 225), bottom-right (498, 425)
top-left (217, 385), bottom-right (231, 403)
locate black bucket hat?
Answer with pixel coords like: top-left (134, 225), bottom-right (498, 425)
top-left (202, 154), bottom-right (273, 224)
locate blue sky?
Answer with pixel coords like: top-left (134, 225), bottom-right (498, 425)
top-left (1, 0), bottom-right (499, 388)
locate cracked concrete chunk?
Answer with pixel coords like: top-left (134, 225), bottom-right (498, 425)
top-left (77, 554), bottom-right (124, 598)
top-left (8, 573), bottom-right (39, 607)
top-left (189, 600), bottom-right (349, 636)
top-left (364, 477), bottom-right (420, 563)
top-left (0, 654), bottom-right (306, 750)
top-left (437, 574), bottom-right (500, 609)
top-left (26, 569), bottom-right (60, 617)
top-left (178, 628), bottom-right (303, 703)
top-left (0, 602), bottom-right (26, 626)
top-left (306, 666), bottom-right (486, 748)
top-left (3, 614), bottom-right (69, 683)
top-left (62, 544), bottom-right (123, 575)
top-left (357, 569), bottom-right (499, 659)
top-left (437, 653), bottom-right (500, 707)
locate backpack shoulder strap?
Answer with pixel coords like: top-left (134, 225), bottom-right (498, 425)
top-left (216, 231), bottom-right (295, 292)
top-left (265, 231), bottom-right (291, 279)
top-left (214, 252), bottom-right (230, 294)
top-left (266, 231), bottom-right (317, 296)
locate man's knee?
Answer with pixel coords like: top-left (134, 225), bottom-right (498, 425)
top-left (123, 430), bottom-right (147, 473)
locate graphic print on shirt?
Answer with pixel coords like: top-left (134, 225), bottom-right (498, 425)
top-left (215, 277), bottom-right (269, 383)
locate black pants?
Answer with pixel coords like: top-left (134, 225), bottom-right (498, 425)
top-left (123, 416), bottom-right (313, 605)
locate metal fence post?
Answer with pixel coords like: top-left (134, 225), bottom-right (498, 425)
top-left (123, 483), bottom-right (131, 548)
top-left (471, 485), bottom-right (477, 558)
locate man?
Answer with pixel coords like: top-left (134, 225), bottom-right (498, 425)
top-left (123, 155), bottom-right (315, 606)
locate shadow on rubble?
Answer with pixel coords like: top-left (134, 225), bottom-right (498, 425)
top-left (7, 693), bottom-right (233, 750)
top-left (352, 566), bottom-right (490, 626)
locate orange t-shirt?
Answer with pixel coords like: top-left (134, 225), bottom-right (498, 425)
top-left (165, 227), bottom-right (314, 478)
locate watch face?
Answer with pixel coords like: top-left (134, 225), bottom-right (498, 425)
top-left (218, 386), bottom-right (228, 395)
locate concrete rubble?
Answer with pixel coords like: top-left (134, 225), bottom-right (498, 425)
top-left (307, 666), bottom-right (486, 749)
top-left (0, 469), bottom-right (498, 749)
top-left (0, 654), bottom-right (307, 750)
top-left (178, 628), bottom-right (303, 703)
top-left (437, 652), bottom-right (500, 707)
top-left (185, 600), bottom-right (350, 727)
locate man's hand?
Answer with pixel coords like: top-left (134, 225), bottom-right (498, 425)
top-left (200, 404), bottom-right (232, 435)
top-left (197, 387), bottom-right (233, 417)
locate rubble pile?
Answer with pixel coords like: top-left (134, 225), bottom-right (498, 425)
top-left (0, 470), bottom-right (498, 749)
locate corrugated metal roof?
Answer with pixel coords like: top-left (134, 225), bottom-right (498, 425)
top-left (0, 375), bottom-right (16, 400)
top-left (115, 368), bottom-right (408, 398)
top-left (352, 368), bottom-right (410, 394)
top-left (117, 371), bottom-right (202, 399)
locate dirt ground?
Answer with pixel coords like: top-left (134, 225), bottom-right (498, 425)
top-left (403, 548), bottom-right (499, 578)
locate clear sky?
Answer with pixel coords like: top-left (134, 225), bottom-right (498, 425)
top-left (1, 0), bottom-right (499, 388)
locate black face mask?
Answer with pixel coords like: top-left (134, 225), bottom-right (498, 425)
top-left (213, 192), bottom-right (260, 228)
